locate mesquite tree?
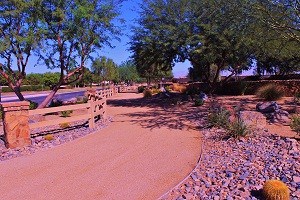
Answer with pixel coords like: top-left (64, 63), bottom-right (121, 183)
top-left (37, 0), bottom-right (121, 108)
top-left (0, 0), bottom-right (42, 100)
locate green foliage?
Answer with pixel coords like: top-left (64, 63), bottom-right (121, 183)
top-left (138, 86), bottom-right (145, 93)
top-left (61, 110), bottom-right (73, 118)
top-left (208, 107), bottom-right (230, 129)
top-left (76, 96), bottom-right (88, 104)
top-left (256, 84), bottom-right (283, 101)
top-left (118, 60), bottom-right (144, 83)
top-left (227, 119), bottom-right (249, 138)
top-left (263, 180), bottom-right (290, 200)
top-left (59, 122), bottom-right (70, 129)
top-left (49, 99), bottom-right (63, 108)
top-left (44, 134), bottom-right (54, 141)
top-left (1, 85), bottom-right (49, 92)
top-left (143, 89), bottom-right (152, 98)
top-left (28, 100), bottom-right (38, 110)
top-left (290, 114), bottom-right (300, 135)
top-left (294, 93), bottom-right (300, 105)
top-left (194, 99), bottom-right (204, 107)
top-left (91, 57), bottom-right (119, 83)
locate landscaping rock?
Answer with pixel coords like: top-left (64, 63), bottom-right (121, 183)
top-left (239, 111), bottom-right (266, 129)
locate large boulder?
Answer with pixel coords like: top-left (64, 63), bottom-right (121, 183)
top-left (239, 111), bottom-right (267, 129)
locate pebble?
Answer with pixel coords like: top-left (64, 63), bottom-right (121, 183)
top-left (161, 127), bottom-right (300, 199)
top-left (0, 117), bottom-right (111, 161)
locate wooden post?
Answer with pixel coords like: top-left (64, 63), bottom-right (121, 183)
top-left (88, 100), bottom-right (95, 129)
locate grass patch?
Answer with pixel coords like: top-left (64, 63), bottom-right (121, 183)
top-left (256, 84), bottom-right (283, 101)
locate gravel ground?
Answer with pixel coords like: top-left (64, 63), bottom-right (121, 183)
top-left (161, 128), bottom-right (300, 200)
top-left (0, 117), bottom-right (111, 161)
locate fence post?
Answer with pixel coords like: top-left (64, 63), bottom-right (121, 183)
top-left (1, 101), bottom-right (30, 148)
top-left (88, 100), bottom-right (95, 129)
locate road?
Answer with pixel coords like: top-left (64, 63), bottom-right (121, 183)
top-left (1, 90), bottom-right (86, 105)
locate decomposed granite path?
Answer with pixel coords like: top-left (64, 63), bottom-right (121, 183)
top-left (0, 93), bottom-right (201, 200)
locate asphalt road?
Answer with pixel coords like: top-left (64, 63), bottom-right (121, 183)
top-left (1, 90), bottom-right (86, 105)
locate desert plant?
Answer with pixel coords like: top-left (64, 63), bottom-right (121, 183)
top-left (76, 96), bottom-right (88, 104)
top-left (44, 134), bottom-right (54, 141)
top-left (256, 84), bottom-right (283, 101)
top-left (138, 86), bottom-right (145, 93)
top-left (61, 110), bottom-right (73, 117)
top-left (294, 92), bottom-right (300, 105)
top-left (151, 88), bottom-right (161, 94)
top-left (28, 100), bottom-right (38, 110)
top-left (290, 114), bottom-right (300, 134)
top-left (143, 89), bottom-right (152, 98)
top-left (227, 119), bottom-right (250, 138)
top-left (194, 98), bottom-right (204, 107)
top-left (59, 122), bottom-right (70, 129)
top-left (49, 99), bottom-right (63, 107)
top-left (172, 83), bottom-right (187, 93)
top-left (262, 180), bottom-right (290, 200)
top-left (208, 107), bottom-right (230, 128)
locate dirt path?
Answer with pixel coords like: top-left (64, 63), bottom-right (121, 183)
top-left (0, 93), bottom-right (201, 200)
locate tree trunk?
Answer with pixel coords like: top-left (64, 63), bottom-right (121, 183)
top-left (13, 86), bottom-right (25, 101)
top-left (37, 84), bottom-right (60, 108)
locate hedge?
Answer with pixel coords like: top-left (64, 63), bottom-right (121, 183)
top-left (1, 85), bottom-right (50, 93)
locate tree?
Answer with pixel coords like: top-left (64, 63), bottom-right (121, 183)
top-left (118, 60), bottom-right (142, 83)
top-left (91, 57), bottom-right (119, 83)
top-left (0, 0), bottom-right (42, 100)
top-left (131, 0), bottom-right (254, 91)
top-left (36, 0), bottom-right (121, 108)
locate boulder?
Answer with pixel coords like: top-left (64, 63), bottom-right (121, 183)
top-left (62, 97), bottom-right (77, 105)
top-left (239, 111), bottom-right (267, 129)
top-left (256, 102), bottom-right (280, 113)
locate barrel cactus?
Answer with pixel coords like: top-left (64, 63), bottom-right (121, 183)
top-left (263, 180), bottom-right (290, 200)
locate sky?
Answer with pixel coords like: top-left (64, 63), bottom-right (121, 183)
top-left (99, 0), bottom-right (191, 78)
top-left (21, 0), bottom-right (190, 78)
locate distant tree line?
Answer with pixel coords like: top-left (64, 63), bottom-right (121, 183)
top-left (130, 0), bottom-right (300, 91)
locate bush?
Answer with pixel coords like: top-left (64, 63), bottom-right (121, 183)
top-left (27, 100), bottom-right (38, 110)
top-left (290, 114), bottom-right (300, 134)
top-left (151, 88), bottom-right (161, 94)
top-left (61, 110), bottom-right (73, 117)
top-left (256, 84), bottom-right (284, 101)
top-left (59, 122), bottom-right (70, 129)
top-left (143, 89), bottom-right (152, 98)
top-left (138, 86), bottom-right (145, 93)
top-left (263, 180), bottom-right (290, 200)
top-left (1, 85), bottom-right (50, 93)
top-left (76, 96), bottom-right (88, 104)
top-left (208, 107), bottom-right (230, 128)
top-left (194, 99), bottom-right (204, 107)
top-left (44, 134), bottom-right (54, 141)
top-left (294, 93), bottom-right (300, 105)
top-left (49, 99), bottom-right (63, 107)
top-left (172, 83), bottom-right (187, 93)
top-left (227, 119), bottom-right (249, 138)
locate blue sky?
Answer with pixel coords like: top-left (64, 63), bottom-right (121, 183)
top-left (0, 1), bottom-right (192, 78)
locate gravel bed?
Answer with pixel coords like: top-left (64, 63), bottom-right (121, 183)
top-left (0, 117), bottom-right (111, 162)
top-left (161, 128), bottom-right (300, 200)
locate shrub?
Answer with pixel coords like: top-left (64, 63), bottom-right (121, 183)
top-left (227, 119), bottom-right (249, 138)
top-left (44, 134), bottom-right (54, 141)
top-left (49, 99), bottom-right (63, 107)
top-left (151, 88), bottom-right (161, 94)
top-left (290, 114), bottom-right (300, 134)
top-left (256, 84), bottom-right (283, 101)
top-left (61, 110), bottom-right (73, 117)
top-left (27, 100), bottom-right (38, 110)
top-left (194, 98), bottom-right (204, 107)
top-left (294, 92), bottom-right (300, 105)
top-left (208, 107), bottom-right (230, 128)
top-left (59, 122), bottom-right (70, 129)
top-left (143, 89), bottom-right (152, 98)
top-left (172, 83), bottom-right (187, 93)
top-left (76, 96), bottom-right (88, 104)
top-left (138, 86), bottom-right (145, 93)
top-left (262, 180), bottom-right (290, 200)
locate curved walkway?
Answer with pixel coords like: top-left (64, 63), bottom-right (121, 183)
top-left (0, 93), bottom-right (201, 200)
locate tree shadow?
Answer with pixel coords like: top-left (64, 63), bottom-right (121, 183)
top-left (108, 94), bottom-right (209, 131)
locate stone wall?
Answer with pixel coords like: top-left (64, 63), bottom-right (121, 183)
top-left (1, 101), bottom-right (30, 148)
